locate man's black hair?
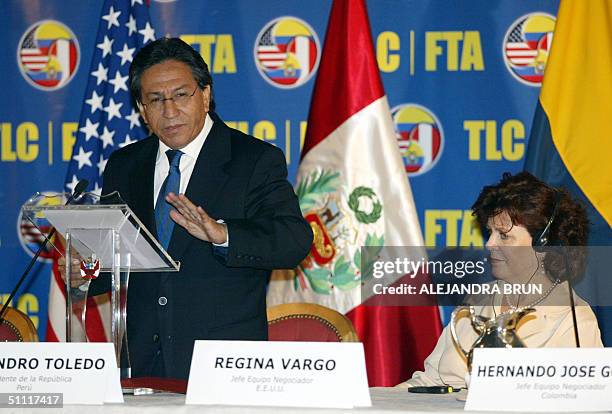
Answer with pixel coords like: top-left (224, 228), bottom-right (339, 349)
top-left (129, 37), bottom-right (215, 110)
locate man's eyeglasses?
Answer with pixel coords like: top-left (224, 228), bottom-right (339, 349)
top-left (142, 86), bottom-right (199, 112)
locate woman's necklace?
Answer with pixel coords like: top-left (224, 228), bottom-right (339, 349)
top-left (503, 278), bottom-right (561, 309)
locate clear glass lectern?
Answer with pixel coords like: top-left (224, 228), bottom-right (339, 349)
top-left (21, 192), bottom-right (179, 377)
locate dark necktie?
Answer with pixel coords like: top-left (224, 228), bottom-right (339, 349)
top-left (155, 149), bottom-right (183, 249)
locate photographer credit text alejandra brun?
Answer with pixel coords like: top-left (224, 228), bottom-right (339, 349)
top-left (369, 257), bottom-right (543, 297)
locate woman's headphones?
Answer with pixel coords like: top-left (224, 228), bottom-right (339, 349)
top-left (533, 190), bottom-right (562, 248)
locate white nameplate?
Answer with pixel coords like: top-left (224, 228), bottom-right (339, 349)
top-left (186, 340), bottom-right (371, 408)
top-left (466, 348), bottom-right (612, 412)
top-left (0, 343), bottom-right (123, 405)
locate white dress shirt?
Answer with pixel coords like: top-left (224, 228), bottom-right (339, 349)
top-left (153, 113), bottom-right (228, 246)
top-left (153, 113), bottom-right (213, 203)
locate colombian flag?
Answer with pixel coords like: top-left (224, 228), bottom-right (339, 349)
top-left (525, 0), bottom-right (612, 344)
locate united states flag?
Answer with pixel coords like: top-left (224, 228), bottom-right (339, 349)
top-left (505, 19), bottom-right (537, 66)
top-left (256, 27), bottom-right (287, 70)
top-left (47, 0), bottom-right (156, 342)
top-left (19, 29), bottom-right (51, 71)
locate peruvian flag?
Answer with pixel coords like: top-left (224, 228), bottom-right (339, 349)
top-left (267, 0), bottom-right (442, 386)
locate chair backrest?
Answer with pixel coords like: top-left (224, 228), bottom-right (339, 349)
top-left (267, 303), bottom-right (359, 342)
top-left (0, 307), bottom-right (39, 342)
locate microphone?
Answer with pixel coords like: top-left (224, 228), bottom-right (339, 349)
top-left (0, 179), bottom-right (89, 324)
top-left (69, 179), bottom-right (89, 203)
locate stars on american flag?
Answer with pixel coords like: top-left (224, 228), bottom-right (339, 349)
top-left (120, 134), bottom-right (137, 148)
top-left (117, 44), bottom-right (135, 65)
top-left (108, 71), bottom-right (129, 93)
top-left (79, 119), bottom-right (99, 141)
top-left (96, 35), bottom-right (114, 58)
top-left (99, 126), bottom-right (116, 148)
top-left (66, 0), bottom-right (155, 194)
top-left (73, 147), bottom-right (93, 169)
top-left (97, 156), bottom-right (108, 173)
top-left (85, 90), bottom-right (104, 114)
top-left (139, 22), bottom-right (156, 43)
top-left (126, 108), bottom-right (142, 129)
top-left (126, 15), bottom-right (137, 36)
top-left (102, 97), bottom-right (123, 121)
top-left (66, 175), bottom-right (81, 193)
top-left (91, 63), bottom-right (108, 85)
top-left (102, 6), bottom-right (121, 29)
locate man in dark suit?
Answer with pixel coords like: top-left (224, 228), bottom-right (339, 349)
top-left (89, 38), bottom-right (312, 379)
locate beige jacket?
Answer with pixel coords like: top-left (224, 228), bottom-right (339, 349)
top-left (397, 282), bottom-right (603, 388)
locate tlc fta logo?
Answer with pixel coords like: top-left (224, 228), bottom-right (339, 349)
top-left (503, 13), bottom-right (556, 87)
top-left (391, 104), bottom-right (444, 177)
top-left (254, 16), bottom-right (320, 89)
top-left (17, 192), bottom-right (63, 262)
top-left (17, 20), bottom-right (80, 91)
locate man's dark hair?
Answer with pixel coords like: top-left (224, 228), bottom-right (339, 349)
top-left (129, 37), bottom-right (215, 110)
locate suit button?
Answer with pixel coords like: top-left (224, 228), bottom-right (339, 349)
top-left (158, 296), bottom-right (168, 306)
top-left (152, 333), bottom-right (159, 343)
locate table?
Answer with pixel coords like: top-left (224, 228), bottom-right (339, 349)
top-left (2, 387), bottom-right (566, 414)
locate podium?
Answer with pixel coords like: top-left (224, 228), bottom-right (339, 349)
top-left (22, 192), bottom-right (179, 376)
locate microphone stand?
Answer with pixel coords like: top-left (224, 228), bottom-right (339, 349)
top-left (568, 277), bottom-right (581, 347)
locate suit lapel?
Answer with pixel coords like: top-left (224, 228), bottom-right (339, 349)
top-left (168, 119), bottom-right (232, 261)
top-left (129, 137), bottom-right (158, 236)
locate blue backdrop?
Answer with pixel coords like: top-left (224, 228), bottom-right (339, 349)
top-left (1, 0), bottom-right (560, 339)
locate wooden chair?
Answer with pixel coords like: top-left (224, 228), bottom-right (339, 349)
top-left (267, 303), bottom-right (359, 342)
top-left (0, 307), bottom-right (39, 342)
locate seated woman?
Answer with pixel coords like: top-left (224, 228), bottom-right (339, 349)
top-left (398, 171), bottom-right (603, 389)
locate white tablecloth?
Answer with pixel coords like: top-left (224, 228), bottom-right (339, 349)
top-left (0, 387), bottom-right (583, 413)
